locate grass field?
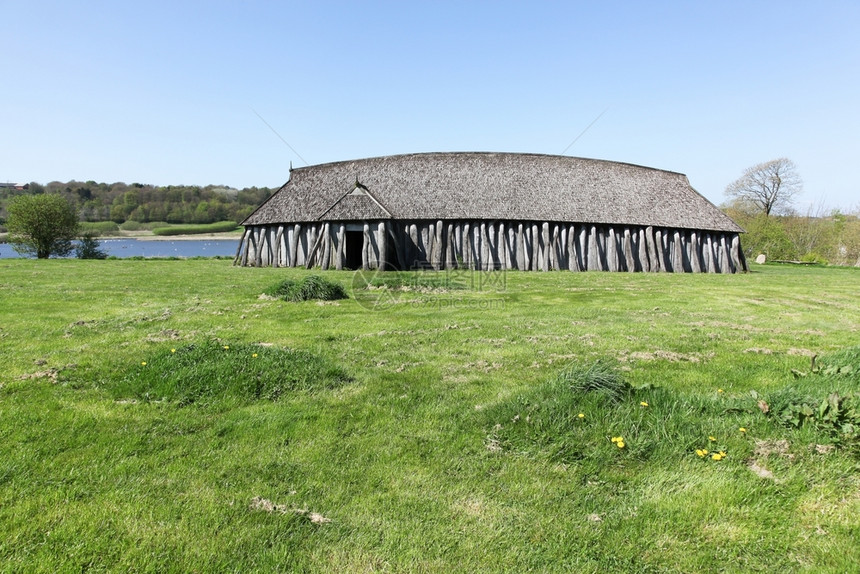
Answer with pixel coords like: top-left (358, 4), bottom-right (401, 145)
top-left (1, 260), bottom-right (858, 573)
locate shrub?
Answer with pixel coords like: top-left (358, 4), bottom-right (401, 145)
top-left (75, 232), bottom-right (108, 259)
top-left (263, 275), bottom-right (348, 302)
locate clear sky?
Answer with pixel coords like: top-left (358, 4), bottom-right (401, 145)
top-left (3, 1), bottom-right (858, 211)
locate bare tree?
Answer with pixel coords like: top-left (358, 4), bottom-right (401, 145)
top-left (725, 158), bottom-right (803, 216)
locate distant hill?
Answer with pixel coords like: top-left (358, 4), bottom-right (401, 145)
top-left (0, 181), bottom-right (274, 226)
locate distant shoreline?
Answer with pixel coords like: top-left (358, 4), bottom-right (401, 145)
top-left (103, 231), bottom-right (244, 241)
top-left (0, 231), bottom-right (243, 244)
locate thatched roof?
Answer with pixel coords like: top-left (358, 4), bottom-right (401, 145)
top-left (243, 152), bottom-right (742, 233)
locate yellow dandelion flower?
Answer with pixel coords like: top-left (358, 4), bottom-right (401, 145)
top-left (223, 345), bottom-right (230, 350)
top-left (141, 361), bottom-right (147, 366)
top-left (252, 353), bottom-right (258, 358)
top-left (577, 413), bottom-right (585, 419)
top-left (709, 436), bottom-right (716, 442)
top-left (617, 441), bottom-right (626, 448)
top-left (696, 449), bottom-right (706, 457)
top-left (640, 401), bottom-right (649, 407)
top-left (611, 436), bottom-right (621, 443)
top-left (739, 427), bottom-right (747, 433)
top-left (171, 348), bottom-right (176, 353)
top-left (711, 453), bottom-right (723, 461)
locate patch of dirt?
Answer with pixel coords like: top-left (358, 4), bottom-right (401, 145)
top-left (787, 348), bottom-right (818, 357)
top-left (145, 329), bottom-right (183, 342)
top-left (744, 347), bottom-right (774, 355)
top-left (754, 439), bottom-right (793, 459)
top-left (747, 460), bottom-right (778, 481)
top-left (19, 369), bottom-right (60, 382)
top-left (622, 350), bottom-right (711, 363)
top-left (249, 497), bottom-right (331, 524)
top-left (465, 360), bottom-right (502, 372)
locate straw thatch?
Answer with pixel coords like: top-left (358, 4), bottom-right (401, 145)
top-left (236, 152), bottom-right (746, 273)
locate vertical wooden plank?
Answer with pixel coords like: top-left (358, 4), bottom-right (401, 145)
top-left (433, 219), bottom-right (444, 270)
top-left (644, 226), bottom-right (657, 272)
top-left (567, 224), bottom-right (579, 271)
top-left (320, 223), bottom-right (331, 270)
top-left (732, 234), bottom-right (747, 272)
top-left (516, 223), bottom-right (524, 271)
top-left (288, 224), bottom-right (299, 267)
top-left (541, 222), bottom-right (550, 272)
top-left (478, 222), bottom-right (488, 271)
top-left (377, 221), bottom-right (387, 270)
top-left (497, 221), bottom-right (507, 270)
top-left (362, 223), bottom-right (371, 270)
top-left (635, 227), bottom-right (646, 272)
top-left (654, 229), bottom-right (666, 272)
top-left (587, 225), bottom-right (600, 270)
top-left (607, 227), bottom-right (619, 271)
top-left (623, 227), bottom-right (634, 272)
top-left (462, 223), bottom-right (472, 269)
top-left (719, 234), bottom-right (731, 273)
top-left (577, 226), bottom-right (587, 271)
top-left (673, 230), bottom-right (684, 272)
top-left (447, 222), bottom-right (457, 269)
top-left (408, 224), bottom-right (419, 269)
top-left (234, 228), bottom-right (248, 266)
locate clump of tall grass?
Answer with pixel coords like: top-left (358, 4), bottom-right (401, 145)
top-left (263, 275), bottom-right (348, 302)
top-left (112, 341), bottom-right (351, 405)
top-left (556, 360), bottom-right (632, 403)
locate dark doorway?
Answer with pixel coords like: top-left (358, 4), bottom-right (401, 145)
top-left (345, 230), bottom-right (363, 269)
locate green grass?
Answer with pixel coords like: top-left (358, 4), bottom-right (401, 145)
top-left (1, 261), bottom-right (859, 572)
top-left (151, 221), bottom-right (240, 235)
top-left (79, 220), bottom-right (122, 235)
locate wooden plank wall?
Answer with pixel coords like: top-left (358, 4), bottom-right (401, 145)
top-left (235, 220), bottom-right (748, 273)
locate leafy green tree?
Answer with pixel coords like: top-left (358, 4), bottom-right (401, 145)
top-left (7, 193), bottom-right (80, 258)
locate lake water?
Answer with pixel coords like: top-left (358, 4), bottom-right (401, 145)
top-left (0, 238), bottom-right (240, 259)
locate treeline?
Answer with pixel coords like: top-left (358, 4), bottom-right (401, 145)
top-left (0, 180), bottom-right (275, 226)
top-left (723, 202), bottom-right (860, 267)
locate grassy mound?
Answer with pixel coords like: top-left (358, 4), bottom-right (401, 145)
top-left (485, 361), bottom-right (753, 465)
top-left (113, 341), bottom-right (351, 404)
top-left (263, 275), bottom-right (348, 302)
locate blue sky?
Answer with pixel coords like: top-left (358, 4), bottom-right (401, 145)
top-left (3, 1), bottom-right (858, 210)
